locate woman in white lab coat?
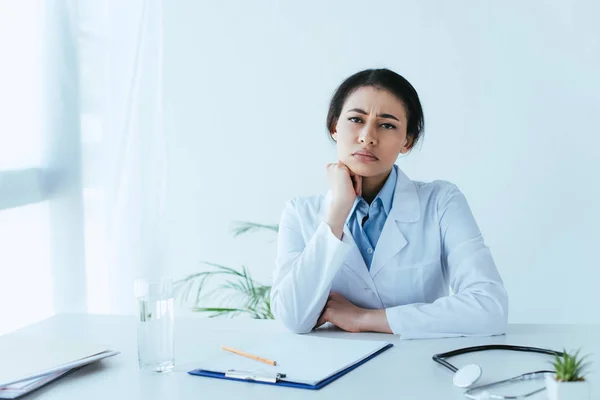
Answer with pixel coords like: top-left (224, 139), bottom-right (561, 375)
top-left (270, 69), bottom-right (508, 339)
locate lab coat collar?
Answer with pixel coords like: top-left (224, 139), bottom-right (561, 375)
top-left (370, 165), bottom-right (420, 277)
top-left (319, 165), bottom-right (420, 224)
top-left (319, 164), bottom-right (421, 280)
top-left (387, 164), bottom-right (421, 223)
top-left (347, 166), bottom-right (397, 220)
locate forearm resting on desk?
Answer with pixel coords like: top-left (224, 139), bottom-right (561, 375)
top-left (316, 292), bottom-right (393, 334)
top-left (359, 309), bottom-right (393, 334)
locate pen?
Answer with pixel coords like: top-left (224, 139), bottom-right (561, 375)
top-left (221, 346), bottom-right (277, 366)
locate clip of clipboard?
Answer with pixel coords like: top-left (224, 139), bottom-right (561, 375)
top-left (224, 370), bottom-right (286, 383)
top-left (188, 341), bottom-right (393, 390)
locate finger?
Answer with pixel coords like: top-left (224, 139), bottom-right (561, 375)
top-left (315, 306), bottom-right (329, 329)
top-left (355, 175), bottom-right (362, 196)
top-left (328, 292), bottom-right (349, 305)
top-left (329, 291), bottom-right (342, 300)
top-left (338, 161), bottom-right (352, 174)
top-left (352, 175), bottom-right (361, 196)
top-left (315, 314), bottom-right (326, 329)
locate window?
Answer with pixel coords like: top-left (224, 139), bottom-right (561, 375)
top-left (0, 1), bottom-right (53, 335)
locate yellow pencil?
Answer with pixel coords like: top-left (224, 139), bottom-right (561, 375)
top-left (221, 346), bottom-right (277, 366)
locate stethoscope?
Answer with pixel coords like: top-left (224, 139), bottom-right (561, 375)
top-left (433, 345), bottom-right (563, 399)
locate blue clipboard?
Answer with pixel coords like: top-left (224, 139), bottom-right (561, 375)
top-left (188, 342), bottom-right (393, 390)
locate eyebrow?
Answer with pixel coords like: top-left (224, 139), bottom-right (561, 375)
top-left (347, 108), bottom-right (400, 122)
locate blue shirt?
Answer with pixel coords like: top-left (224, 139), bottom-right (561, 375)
top-left (347, 167), bottom-right (397, 270)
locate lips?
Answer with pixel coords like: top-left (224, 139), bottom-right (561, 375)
top-left (352, 150), bottom-right (378, 160)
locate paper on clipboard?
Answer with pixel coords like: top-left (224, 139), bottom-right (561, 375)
top-left (194, 335), bottom-right (392, 386)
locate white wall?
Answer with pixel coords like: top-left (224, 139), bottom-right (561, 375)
top-left (163, 0), bottom-right (600, 324)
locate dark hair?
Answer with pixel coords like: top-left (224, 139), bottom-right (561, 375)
top-left (326, 68), bottom-right (424, 148)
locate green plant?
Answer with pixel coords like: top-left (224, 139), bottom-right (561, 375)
top-left (174, 221), bottom-right (279, 319)
top-left (550, 348), bottom-right (590, 382)
top-left (230, 221), bottom-right (278, 238)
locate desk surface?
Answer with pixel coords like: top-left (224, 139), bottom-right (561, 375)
top-left (10, 314), bottom-right (600, 399)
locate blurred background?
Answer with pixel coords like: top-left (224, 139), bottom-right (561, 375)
top-left (1, 0), bottom-right (598, 335)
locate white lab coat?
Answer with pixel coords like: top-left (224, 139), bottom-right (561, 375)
top-left (271, 165), bottom-right (508, 339)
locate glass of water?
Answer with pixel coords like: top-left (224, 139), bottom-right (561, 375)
top-left (134, 277), bottom-right (175, 372)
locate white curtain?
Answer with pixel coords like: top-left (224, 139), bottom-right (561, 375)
top-left (0, 0), bottom-right (165, 335)
top-left (0, 1), bottom-right (56, 335)
top-left (76, 0), bottom-right (167, 314)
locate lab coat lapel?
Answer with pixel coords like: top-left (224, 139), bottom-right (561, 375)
top-left (369, 165), bottom-right (421, 278)
top-left (341, 224), bottom-right (378, 290)
top-left (319, 193), bottom-right (376, 291)
top-left (369, 218), bottom-right (407, 278)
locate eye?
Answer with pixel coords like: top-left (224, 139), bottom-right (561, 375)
top-left (348, 117), bottom-right (363, 123)
top-left (380, 123), bottom-right (396, 130)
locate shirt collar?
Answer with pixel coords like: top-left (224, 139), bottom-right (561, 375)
top-left (349, 166), bottom-right (397, 218)
top-left (320, 164), bottom-right (421, 223)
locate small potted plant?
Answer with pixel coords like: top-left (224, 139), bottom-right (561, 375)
top-left (545, 348), bottom-right (591, 400)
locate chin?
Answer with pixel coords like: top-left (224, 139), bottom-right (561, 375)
top-left (345, 159), bottom-right (386, 177)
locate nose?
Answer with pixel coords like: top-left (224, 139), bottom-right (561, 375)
top-left (358, 123), bottom-right (377, 145)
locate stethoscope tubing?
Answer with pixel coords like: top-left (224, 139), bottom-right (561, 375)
top-left (432, 344), bottom-right (564, 373)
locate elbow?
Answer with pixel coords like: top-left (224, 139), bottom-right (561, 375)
top-left (495, 288), bottom-right (509, 333)
top-left (284, 322), bottom-right (314, 335)
top-left (270, 290), bottom-right (316, 334)
top-left (276, 312), bottom-right (316, 335)
top-left (480, 286), bottom-right (509, 336)
top-left (485, 308), bottom-right (508, 337)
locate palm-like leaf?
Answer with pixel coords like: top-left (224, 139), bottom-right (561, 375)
top-left (174, 221), bottom-right (277, 319)
top-left (175, 261), bottom-right (273, 319)
top-left (230, 221), bottom-right (278, 238)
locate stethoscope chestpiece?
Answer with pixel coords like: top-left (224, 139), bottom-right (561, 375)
top-left (453, 364), bottom-right (482, 388)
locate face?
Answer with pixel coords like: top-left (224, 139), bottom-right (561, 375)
top-left (331, 86), bottom-right (412, 177)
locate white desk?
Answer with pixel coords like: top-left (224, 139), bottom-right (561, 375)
top-left (10, 314), bottom-right (600, 399)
